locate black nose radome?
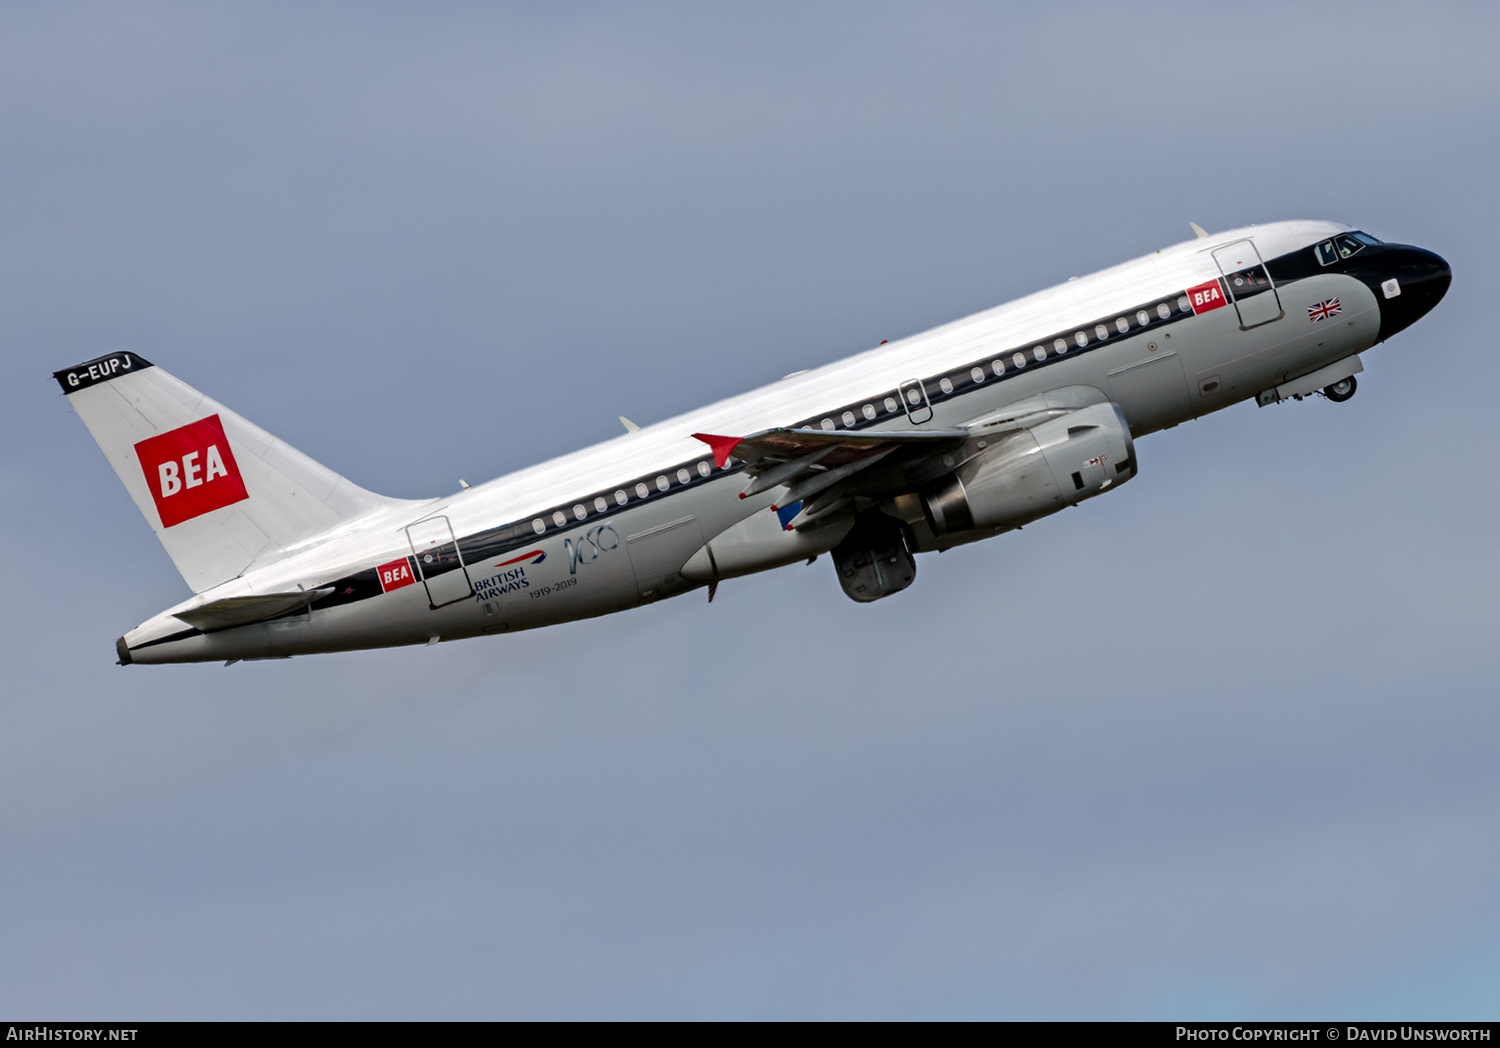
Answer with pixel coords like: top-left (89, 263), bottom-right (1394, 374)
top-left (1354, 245), bottom-right (1452, 343)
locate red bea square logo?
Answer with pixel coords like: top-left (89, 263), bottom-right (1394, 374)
top-left (377, 558), bottom-right (416, 593)
top-left (133, 415), bottom-right (249, 528)
top-left (1187, 279), bottom-right (1227, 314)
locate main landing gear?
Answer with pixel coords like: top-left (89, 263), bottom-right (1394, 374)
top-left (1323, 376), bottom-right (1357, 402)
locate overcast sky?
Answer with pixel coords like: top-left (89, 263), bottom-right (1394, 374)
top-left (3, 2), bottom-right (1497, 1019)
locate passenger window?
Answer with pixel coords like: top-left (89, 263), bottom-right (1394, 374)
top-left (594, 496), bottom-right (608, 513)
top-left (697, 461), bottom-right (711, 477)
top-left (615, 490), bottom-right (629, 506)
top-left (969, 368), bottom-right (984, 384)
top-left (842, 410), bottom-right (856, 425)
top-left (677, 468), bottom-right (691, 484)
top-left (1053, 338), bottom-right (1068, 354)
top-left (864, 403), bottom-right (878, 418)
top-left (884, 396), bottom-right (899, 412)
top-left (635, 482), bottom-right (650, 499)
top-left (939, 378), bottom-right (954, 394)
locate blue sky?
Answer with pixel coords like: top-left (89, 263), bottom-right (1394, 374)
top-left (2, 2), bottom-right (1497, 1018)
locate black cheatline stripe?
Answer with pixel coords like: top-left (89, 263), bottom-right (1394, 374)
top-left (791, 286), bottom-right (1209, 436)
top-left (308, 284), bottom-right (1216, 609)
top-left (455, 455), bottom-right (742, 567)
top-left (288, 242), bottom-right (1322, 621)
top-left (129, 241), bottom-right (1336, 648)
top-left (133, 626), bottom-right (203, 649)
top-left (307, 459), bottom-right (746, 615)
top-left (447, 285), bottom-right (1227, 565)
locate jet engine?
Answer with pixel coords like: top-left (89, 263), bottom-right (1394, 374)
top-left (922, 402), bottom-right (1136, 535)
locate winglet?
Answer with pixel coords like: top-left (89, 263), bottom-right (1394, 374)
top-left (692, 433), bottom-right (743, 468)
top-left (1190, 222), bottom-right (1209, 239)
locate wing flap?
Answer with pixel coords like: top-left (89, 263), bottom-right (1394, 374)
top-left (694, 426), bottom-right (967, 519)
top-left (740, 446), bottom-right (838, 498)
top-left (715, 426), bottom-right (967, 467)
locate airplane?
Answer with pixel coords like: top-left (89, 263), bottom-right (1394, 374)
top-left (54, 219), bottom-right (1450, 665)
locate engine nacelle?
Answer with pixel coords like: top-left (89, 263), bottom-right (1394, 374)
top-left (922, 402), bottom-right (1136, 535)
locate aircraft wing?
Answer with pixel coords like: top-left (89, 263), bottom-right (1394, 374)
top-left (693, 426), bottom-right (969, 524)
top-left (695, 426), bottom-right (966, 466)
top-left (692, 387), bottom-right (1112, 527)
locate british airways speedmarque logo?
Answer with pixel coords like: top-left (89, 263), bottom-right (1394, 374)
top-left (495, 549), bottom-right (546, 568)
top-left (474, 550), bottom-right (547, 600)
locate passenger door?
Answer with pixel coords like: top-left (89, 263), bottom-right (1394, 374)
top-left (1212, 240), bottom-right (1283, 328)
top-left (405, 515), bottom-right (475, 609)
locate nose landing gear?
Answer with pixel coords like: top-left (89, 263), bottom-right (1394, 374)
top-left (1323, 376), bottom-right (1357, 402)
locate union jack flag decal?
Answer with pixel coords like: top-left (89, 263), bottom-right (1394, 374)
top-left (1308, 298), bottom-right (1342, 322)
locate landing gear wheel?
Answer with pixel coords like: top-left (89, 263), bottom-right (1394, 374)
top-left (1323, 376), bottom-right (1357, 403)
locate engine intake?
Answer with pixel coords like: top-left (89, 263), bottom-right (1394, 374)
top-left (923, 402), bottom-right (1136, 535)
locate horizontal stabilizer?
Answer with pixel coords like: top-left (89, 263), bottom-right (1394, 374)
top-left (175, 588), bottom-right (334, 632)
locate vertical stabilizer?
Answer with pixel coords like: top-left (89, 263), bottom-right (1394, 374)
top-left (54, 353), bottom-right (411, 592)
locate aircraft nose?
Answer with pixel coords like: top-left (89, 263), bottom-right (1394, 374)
top-left (1373, 246), bottom-right (1451, 342)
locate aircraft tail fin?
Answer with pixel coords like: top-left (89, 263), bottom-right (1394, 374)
top-left (54, 352), bottom-right (411, 592)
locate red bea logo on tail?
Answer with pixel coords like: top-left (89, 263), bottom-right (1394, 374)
top-left (133, 415), bottom-right (249, 528)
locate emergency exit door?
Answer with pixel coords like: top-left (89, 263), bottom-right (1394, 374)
top-left (899, 378), bottom-right (933, 424)
top-left (405, 515), bottom-right (475, 609)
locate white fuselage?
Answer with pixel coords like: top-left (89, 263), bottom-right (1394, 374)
top-left (120, 220), bottom-right (1404, 663)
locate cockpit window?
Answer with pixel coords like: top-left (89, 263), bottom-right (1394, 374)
top-left (1335, 233), bottom-right (1366, 259)
top-left (1316, 231), bottom-right (1382, 266)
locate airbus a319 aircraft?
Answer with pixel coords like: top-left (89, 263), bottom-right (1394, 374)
top-left (56, 220), bottom-right (1450, 665)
